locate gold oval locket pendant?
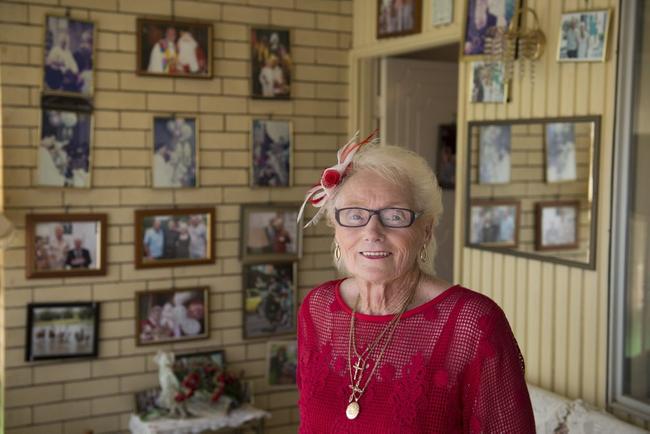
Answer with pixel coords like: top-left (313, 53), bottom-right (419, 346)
top-left (346, 401), bottom-right (360, 420)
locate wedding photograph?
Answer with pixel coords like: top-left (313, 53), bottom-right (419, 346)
top-left (545, 122), bottom-right (578, 183)
top-left (479, 124), bottom-right (511, 184)
top-left (535, 201), bottom-right (580, 251)
top-left (152, 116), bottom-right (198, 188)
top-left (251, 28), bottom-right (291, 99)
top-left (251, 119), bottom-right (292, 187)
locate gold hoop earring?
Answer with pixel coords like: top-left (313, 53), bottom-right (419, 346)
top-left (419, 245), bottom-right (428, 262)
top-left (335, 243), bottom-right (341, 261)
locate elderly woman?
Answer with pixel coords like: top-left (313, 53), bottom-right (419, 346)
top-left (296, 132), bottom-right (535, 433)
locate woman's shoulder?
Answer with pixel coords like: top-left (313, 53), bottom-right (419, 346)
top-left (445, 285), bottom-right (508, 326)
top-left (299, 279), bottom-right (343, 313)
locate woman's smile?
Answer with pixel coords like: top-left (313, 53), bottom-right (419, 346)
top-left (359, 250), bottom-right (392, 259)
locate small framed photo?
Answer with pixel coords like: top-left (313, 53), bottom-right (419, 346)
top-left (469, 200), bottom-right (519, 247)
top-left (377, 0), bottom-right (422, 39)
top-left (470, 61), bottom-right (508, 103)
top-left (478, 125), bottom-right (511, 184)
top-left (462, 0), bottom-right (519, 58)
top-left (240, 204), bottom-right (301, 262)
top-left (174, 349), bottom-right (226, 372)
top-left (152, 116), bottom-right (198, 188)
top-left (137, 18), bottom-right (212, 78)
top-left (266, 340), bottom-right (297, 388)
top-left (134, 388), bottom-right (164, 420)
top-left (436, 123), bottom-right (456, 190)
top-left (251, 28), bottom-right (291, 99)
top-left (25, 302), bottom-right (100, 361)
top-left (557, 10), bottom-right (610, 62)
top-left (38, 108), bottom-right (92, 188)
top-left (535, 201), bottom-right (579, 251)
top-left (243, 262), bottom-right (296, 339)
top-left (43, 15), bottom-right (95, 97)
top-left (431, 0), bottom-right (454, 26)
top-left (136, 287), bottom-right (209, 346)
top-left (134, 208), bottom-right (214, 269)
top-left (25, 213), bottom-right (107, 279)
top-left (545, 122), bottom-right (577, 183)
top-left (251, 119), bottom-right (292, 187)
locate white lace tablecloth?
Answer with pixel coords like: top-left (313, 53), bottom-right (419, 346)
top-left (128, 403), bottom-right (270, 434)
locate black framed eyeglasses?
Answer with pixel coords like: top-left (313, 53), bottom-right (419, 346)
top-left (334, 207), bottom-right (420, 228)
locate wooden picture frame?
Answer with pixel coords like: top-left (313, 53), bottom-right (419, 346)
top-left (468, 200), bottom-right (520, 248)
top-left (174, 349), bottom-right (226, 371)
top-left (251, 119), bottom-right (293, 187)
top-left (25, 213), bottom-right (107, 278)
top-left (136, 17), bottom-right (213, 79)
top-left (535, 200), bottom-right (580, 251)
top-left (242, 262), bottom-right (297, 339)
top-left (135, 287), bottom-right (209, 346)
top-left (557, 9), bottom-right (611, 63)
top-left (134, 208), bottom-right (214, 269)
top-left (251, 27), bottom-right (292, 99)
top-left (377, 0), bottom-right (423, 39)
top-left (240, 203), bottom-right (302, 263)
top-left (151, 115), bottom-right (199, 188)
top-left (266, 339), bottom-right (297, 388)
top-left (42, 15), bottom-right (96, 98)
top-left (460, 0), bottom-right (521, 60)
top-left (25, 302), bottom-right (100, 361)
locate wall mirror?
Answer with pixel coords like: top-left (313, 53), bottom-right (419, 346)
top-left (465, 116), bottom-right (600, 269)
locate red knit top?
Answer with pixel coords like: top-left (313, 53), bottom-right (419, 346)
top-left (297, 279), bottom-right (535, 433)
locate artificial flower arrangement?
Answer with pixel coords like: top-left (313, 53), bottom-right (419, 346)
top-left (172, 355), bottom-right (249, 412)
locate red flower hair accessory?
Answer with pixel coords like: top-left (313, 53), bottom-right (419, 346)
top-left (297, 129), bottom-right (379, 228)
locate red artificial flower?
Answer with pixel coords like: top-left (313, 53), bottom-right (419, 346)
top-left (182, 372), bottom-right (200, 390)
top-left (211, 388), bottom-right (223, 402)
top-left (321, 169), bottom-right (342, 189)
top-left (175, 392), bottom-right (187, 402)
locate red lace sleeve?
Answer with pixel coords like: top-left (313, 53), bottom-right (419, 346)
top-left (463, 306), bottom-right (536, 433)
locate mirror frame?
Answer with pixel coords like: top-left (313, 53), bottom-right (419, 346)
top-left (464, 115), bottom-right (601, 270)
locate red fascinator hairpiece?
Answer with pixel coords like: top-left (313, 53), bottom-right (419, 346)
top-left (297, 129), bottom-right (379, 228)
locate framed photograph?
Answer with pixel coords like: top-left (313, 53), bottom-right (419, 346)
top-left (545, 122), bottom-right (577, 183)
top-left (43, 15), bottom-right (95, 97)
top-left (134, 208), bottom-right (214, 269)
top-left (243, 262), bottom-right (296, 339)
top-left (137, 18), bottom-right (212, 78)
top-left (136, 287), bottom-right (209, 346)
top-left (174, 349), bottom-right (226, 372)
top-left (470, 61), bottom-right (508, 103)
top-left (38, 108), bottom-right (92, 188)
top-left (25, 213), bottom-right (107, 279)
top-left (461, 0), bottom-right (518, 58)
top-left (557, 9), bottom-right (610, 62)
top-left (266, 340), bottom-right (297, 387)
top-left (535, 201), bottom-right (579, 251)
top-left (25, 302), bottom-right (100, 361)
top-left (152, 116), bottom-right (198, 188)
top-left (478, 125), bottom-right (511, 184)
top-left (240, 204), bottom-right (301, 262)
top-left (469, 200), bottom-right (519, 247)
top-left (431, 0), bottom-right (453, 26)
top-left (251, 28), bottom-right (291, 99)
top-left (251, 119), bottom-right (292, 187)
top-left (377, 0), bottom-right (422, 39)
top-left (436, 123), bottom-right (456, 190)
top-left (134, 388), bottom-right (165, 420)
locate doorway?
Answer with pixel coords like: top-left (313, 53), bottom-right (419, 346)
top-left (376, 43), bottom-right (459, 283)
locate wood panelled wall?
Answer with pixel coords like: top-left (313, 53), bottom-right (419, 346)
top-left (352, 0), bottom-right (649, 429)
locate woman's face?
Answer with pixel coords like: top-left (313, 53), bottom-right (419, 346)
top-left (333, 169), bottom-right (431, 285)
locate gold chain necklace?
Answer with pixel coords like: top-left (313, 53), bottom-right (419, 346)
top-left (345, 276), bottom-right (419, 420)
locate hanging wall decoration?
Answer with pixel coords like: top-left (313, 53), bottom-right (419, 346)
top-left (43, 15), bottom-right (96, 98)
top-left (251, 28), bottom-right (292, 99)
top-left (137, 17), bottom-right (213, 78)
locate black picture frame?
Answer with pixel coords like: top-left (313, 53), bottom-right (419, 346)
top-left (25, 302), bottom-right (100, 361)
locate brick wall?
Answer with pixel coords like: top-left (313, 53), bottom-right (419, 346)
top-left (0, 1), bottom-right (351, 433)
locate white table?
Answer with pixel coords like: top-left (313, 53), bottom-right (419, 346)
top-left (129, 403), bottom-right (270, 434)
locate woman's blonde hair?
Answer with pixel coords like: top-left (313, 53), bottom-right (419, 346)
top-left (325, 144), bottom-right (444, 275)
